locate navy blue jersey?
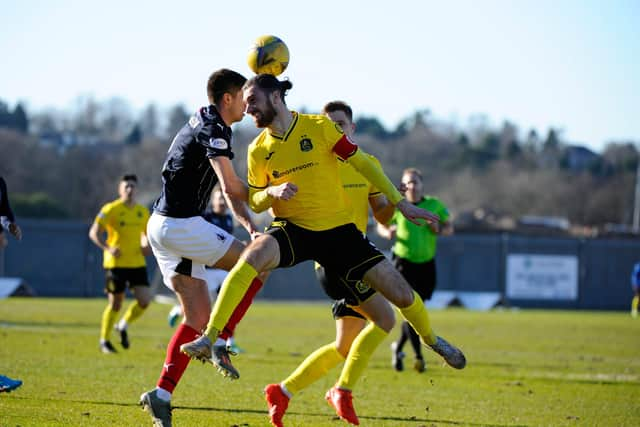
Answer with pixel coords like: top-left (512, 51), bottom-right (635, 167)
top-left (202, 211), bottom-right (234, 235)
top-left (153, 106), bottom-right (235, 218)
top-left (0, 177), bottom-right (16, 231)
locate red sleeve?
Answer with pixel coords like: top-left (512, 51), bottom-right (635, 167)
top-left (332, 134), bottom-right (358, 160)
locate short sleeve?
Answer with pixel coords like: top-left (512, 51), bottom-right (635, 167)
top-left (200, 125), bottom-right (234, 159)
top-left (433, 200), bottom-right (449, 222)
top-left (192, 107), bottom-right (235, 159)
top-left (95, 203), bottom-right (112, 228)
top-left (140, 205), bottom-right (150, 225)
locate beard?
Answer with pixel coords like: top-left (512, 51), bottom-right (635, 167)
top-left (253, 99), bottom-right (277, 128)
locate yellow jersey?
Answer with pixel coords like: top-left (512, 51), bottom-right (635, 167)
top-left (95, 199), bottom-right (150, 268)
top-left (248, 112), bottom-right (354, 231)
top-left (338, 154), bottom-right (382, 233)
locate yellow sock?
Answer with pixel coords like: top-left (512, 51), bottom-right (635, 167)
top-left (100, 305), bottom-right (119, 341)
top-left (632, 295), bottom-right (639, 315)
top-left (205, 259), bottom-right (257, 339)
top-left (122, 301), bottom-right (146, 326)
top-left (336, 323), bottom-right (387, 390)
top-left (283, 343), bottom-right (344, 395)
top-left (399, 290), bottom-right (437, 345)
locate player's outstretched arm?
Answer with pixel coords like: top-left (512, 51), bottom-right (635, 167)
top-left (396, 199), bottom-right (440, 225)
top-left (210, 157), bottom-right (259, 236)
top-left (346, 149), bottom-right (403, 203)
top-left (369, 194), bottom-right (395, 226)
top-left (347, 148), bottom-right (438, 225)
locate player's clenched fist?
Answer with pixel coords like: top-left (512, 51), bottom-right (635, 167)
top-left (267, 182), bottom-right (298, 201)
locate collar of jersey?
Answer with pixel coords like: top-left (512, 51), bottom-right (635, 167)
top-left (116, 199), bottom-right (138, 209)
top-left (268, 111), bottom-right (298, 141)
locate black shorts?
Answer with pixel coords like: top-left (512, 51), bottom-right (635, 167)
top-left (392, 255), bottom-right (436, 301)
top-left (267, 219), bottom-right (385, 299)
top-left (315, 265), bottom-right (371, 320)
top-left (105, 267), bottom-right (150, 294)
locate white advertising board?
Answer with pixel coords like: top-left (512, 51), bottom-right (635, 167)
top-left (506, 254), bottom-right (578, 300)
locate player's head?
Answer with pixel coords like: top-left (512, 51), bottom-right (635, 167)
top-left (243, 74), bottom-right (293, 128)
top-left (207, 69), bottom-right (247, 124)
top-left (211, 187), bottom-right (227, 214)
top-left (119, 174), bottom-right (138, 202)
top-left (401, 168), bottom-right (423, 202)
top-left (323, 101), bottom-right (355, 138)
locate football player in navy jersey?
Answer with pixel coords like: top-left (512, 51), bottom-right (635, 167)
top-left (0, 177), bottom-right (23, 394)
top-left (0, 176), bottom-right (22, 248)
top-left (140, 69), bottom-right (264, 427)
top-left (167, 187), bottom-right (245, 352)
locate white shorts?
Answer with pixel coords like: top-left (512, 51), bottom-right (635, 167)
top-left (147, 213), bottom-right (235, 290)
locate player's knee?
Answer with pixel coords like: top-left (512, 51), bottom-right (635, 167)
top-left (394, 286), bottom-right (416, 308)
top-left (243, 235), bottom-right (280, 271)
top-left (371, 309), bottom-right (395, 332)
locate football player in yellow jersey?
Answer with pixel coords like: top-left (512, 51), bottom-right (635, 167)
top-left (89, 174), bottom-right (152, 354)
top-left (264, 101), bottom-right (398, 427)
top-left (181, 75), bottom-right (466, 426)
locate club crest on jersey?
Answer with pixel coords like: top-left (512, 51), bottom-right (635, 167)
top-left (210, 138), bottom-right (228, 150)
top-left (355, 280), bottom-right (371, 294)
top-left (299, 138), bottom-right (313, 152)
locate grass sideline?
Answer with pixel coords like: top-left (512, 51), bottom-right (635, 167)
top-left (0, 298), bottom-right (638, 426)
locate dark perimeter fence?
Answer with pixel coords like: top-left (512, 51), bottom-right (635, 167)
top-left (1, 219), bottom-right (638, 310)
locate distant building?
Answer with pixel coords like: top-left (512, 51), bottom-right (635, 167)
top-left (453, 207), bottom-right (515, 233)
top-left (600, 223), bottom-right (640, 238)
top-left (517, 215), bottom-right (570, 236)
top-left (563, 145), bottom-right (599, 171)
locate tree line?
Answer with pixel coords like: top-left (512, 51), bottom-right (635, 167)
top-left (0, 97), bottom-right (638, 232)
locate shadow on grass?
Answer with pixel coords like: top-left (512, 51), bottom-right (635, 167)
top-left (0, 320), bottom-right (95, 329)
top-left (6, 396), bottom-right (528, 426)
top-left (177, 403), bottom-right (527, 427)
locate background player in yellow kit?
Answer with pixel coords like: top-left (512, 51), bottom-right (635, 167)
top-left (89, 174), bottom-right (152, 354)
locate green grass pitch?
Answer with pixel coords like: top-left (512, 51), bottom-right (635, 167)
top-left (1, 298), bottom-right (638, 426)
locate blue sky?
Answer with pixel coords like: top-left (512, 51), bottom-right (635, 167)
top-left (1, 0), bottom-right (638, 152)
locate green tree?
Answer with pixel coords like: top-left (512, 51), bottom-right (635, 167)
top-left (543, 128), bottom-right (560, 151)
top-left (13, 103), bottom-right (29, 134)
top-left (354, 116), bottom-right (388, 139)
top-left (11, 192), bottom-right (69, 218)
top-left (166, 104), bottom-right (189, 140)
top-left (125, 124), bottom-right (142, 145)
